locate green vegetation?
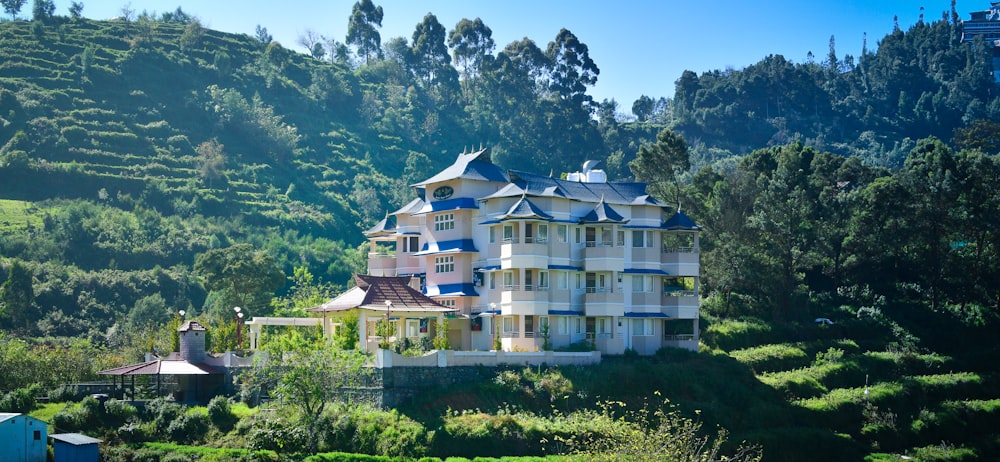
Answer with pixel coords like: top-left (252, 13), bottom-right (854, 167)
top-left (0, 2), bottom-right (999, 461)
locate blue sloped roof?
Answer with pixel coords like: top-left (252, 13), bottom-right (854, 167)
top-left (481, 170), bottom-right (663, 207)
top-left (412, 197), bottom-right (479, 215)
top-left (413, 239), bottom-right (478, 256)
top-left (548, 264), bottom-right (583, 271)
top-left (624, 312), bottom-right (669, 318)
top-left (426, 283), bottom-right (479, 297)
top-left (548, 310), bottom-right (583, 316)
top-left (580, 197), bottom-right (628, 223)
top-left (392, 197), bottom-right (425, 215)
top-left (413, 148), bottom-right (509, 186)
top-left (498, 195), bottom-right (553, 221)
top-left (664, 210), bottom-right (700, 230)
top-left (623, 268), bottom-right (669, 275)
top-left (363, 213), bottom-right (396, 237)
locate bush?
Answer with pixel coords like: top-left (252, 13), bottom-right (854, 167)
top-left (167, 412), bottom-right (210, 444)
top-left (0, 384), bottom-right (41, 413)
top-left (104, 398), bottom-right (138, 426)
top-left (207, 395), bottom-right (237, 432)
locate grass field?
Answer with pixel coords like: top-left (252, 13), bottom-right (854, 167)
top-left (0, 199), bottom-right (42, 232)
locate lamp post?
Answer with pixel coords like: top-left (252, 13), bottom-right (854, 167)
top-left (384, 300), bottom-right (392, 338)
top-left (234, 307), bottom-right (243, 349)
top-left (178, 310), bottom-right (186, 323)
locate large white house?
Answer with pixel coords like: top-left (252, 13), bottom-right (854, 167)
top-left (364, 148), bottom-right (701, 355)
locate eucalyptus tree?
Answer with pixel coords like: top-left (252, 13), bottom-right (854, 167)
top-left (545, 28), bottom-right (599, 108)
top-left (448, 17), bottom-right (495, 100)
top-left (346, 0), bottom-right (383, 65)
top-left (1, 0), bottom-right (26, 19)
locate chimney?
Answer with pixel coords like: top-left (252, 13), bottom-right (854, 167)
top-left (178, 321), bottom-right (207, 363)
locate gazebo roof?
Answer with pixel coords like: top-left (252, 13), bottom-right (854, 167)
top-left (307, 274), bottom-right (457, 314)
top-left (98, 359), bottom-right (223, 376)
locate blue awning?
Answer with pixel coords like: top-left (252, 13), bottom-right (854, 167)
top-left (412, 197), bottom-right (479, 215)
top-left (413, 239), bottom-right (479, 256)
top-left (623, 268), bottom-right (669, 275)
top-left (479, 265), bottom-right (501, 271)
top-left (548, 310), bottom-right (583, 316)
top-left (624, 312), bottom-right (669, 318)
top-left (425, 283), bottom-right (479, 297)
top-left (548, 264), bottom-right (583, 271)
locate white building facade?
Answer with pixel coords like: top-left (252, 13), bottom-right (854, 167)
top-left (365, 149), bottom-right (700, 355)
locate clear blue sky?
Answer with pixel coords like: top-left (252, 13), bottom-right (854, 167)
top-left (53, 1), bottom-right (973, 109)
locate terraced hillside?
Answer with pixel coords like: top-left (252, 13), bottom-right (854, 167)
top-left (0, 17), bottom-right (415, 336)
top-left (0, 18), bottom-right (366, 234)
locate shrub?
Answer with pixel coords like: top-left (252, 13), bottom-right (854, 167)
top-left (0, 384), bottom-right (41, 413)
top-left (207, 395), bottom-right (237, 432)
top-left (104, 398), bottom-right (138, 426)
top-left (167, 411), bottom-right (210, 444)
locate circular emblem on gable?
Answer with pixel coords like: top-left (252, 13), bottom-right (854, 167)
top-left (433, 185), bottom-right (454, 200)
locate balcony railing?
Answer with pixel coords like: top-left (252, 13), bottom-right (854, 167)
top-left (662, 246), bottom-right (698, 254)
top-left (502, 284), bottom-right (520, 291)
top-left (585, 287), bottom-right (609, 294)
top-left (501, 331), bottom-right (520, 338)
top-left (502, 237), bottom-right (519, 244)
top-left (523, 237), bottom-right (548, 244)
top-left (585, 241), bottom-right (614, 248)
top-left (664, 334), bottom-right (696, 341)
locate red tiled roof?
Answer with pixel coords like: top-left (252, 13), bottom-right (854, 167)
top-left (308, 274), bottom-right (456, 313)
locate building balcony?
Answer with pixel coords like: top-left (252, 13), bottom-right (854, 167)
top-left (500, 239), bottom-right (549, 269)
top-left (582, 244), bottom-right (624, 272)
top-left (367, 253), bottom-right (397, 276)
top-left (662, 291), bottom-right (699, 319)
top-left (584, 289), bottom-right (624, 316)
top-left (661, 248), bottom-right (699, 276)
top-left (500, 285), bottom-right (550, 315)
top-left (630, 247), bottom-right (660, 265)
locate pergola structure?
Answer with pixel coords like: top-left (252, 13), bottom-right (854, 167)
top-left (97, 358), bottom-right (223, 401)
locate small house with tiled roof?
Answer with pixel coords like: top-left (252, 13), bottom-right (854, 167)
top-left (308, 274), bottom-right (457, 352)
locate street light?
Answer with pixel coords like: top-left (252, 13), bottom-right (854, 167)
top-left (234, 307), bottom-right (243, 349)
top-left (178, 310), bottom-right (186, 322)
top-left (384, 300), bottom-right (392, 338)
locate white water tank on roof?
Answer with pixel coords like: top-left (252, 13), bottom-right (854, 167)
top-left (585, 169), bottom-right (607, 183)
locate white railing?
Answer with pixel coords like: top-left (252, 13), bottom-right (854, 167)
top-left (662, 246), bottom-right (698, 254)
top-left (502, 284), bottom-right (520, 291)
top-left (585, 287), bottom-right (609, 293)
top-left (664, 334), bottom-right (696, 341)
top-left (502, 237), bottom-right (520, 244)
top-left (501, 331), bottom-right (520, 338)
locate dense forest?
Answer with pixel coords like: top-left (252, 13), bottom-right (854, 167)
top-left (0, 1), bottom-right (999, 460)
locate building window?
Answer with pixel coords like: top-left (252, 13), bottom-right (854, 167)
top-left (406, 319), bottom-right (420, 337)
top-left (33, 430), bottom-right (41, 441)
top-left (538, 271), bottom-right (549, 290)
top-left (575, 227), bottom-right (581, 244)
top-left (503, 271), bottom-right (515, 290)
top-left (489, 272), bottom-right (496, 289)
top-left (597, 317), bottom-right (610, 335)
top-left (617, 230), bottom-right (625, 246)
top-left (632, 275), bottom-right (645, 292)
top-left (403, 236), bottom-right (419, 253)
top-left (503, 224), bottom-right (515, 242)
top-left (489, 226), bottom-right (496, 243)
top-left (557, 225), bottom-right (567, 243)
top-left (537, 224), bottom-right (548, 243)
top-left (503, 316), bottom-right (516, 333)
top-left (434, 213), bottom-right (455, 231)
top-left (632, 319), bottom-right (654, 336)
top-left (558, 272), bottom-right (568, 289)
top-left (558, 316), bottom-right (568, 335)
top-left (632, 230), bottom-right (646, 247)
top-left (440, 299), bottom-right (456, 307)
top-left (435, 256), bottom-right (454, 273)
